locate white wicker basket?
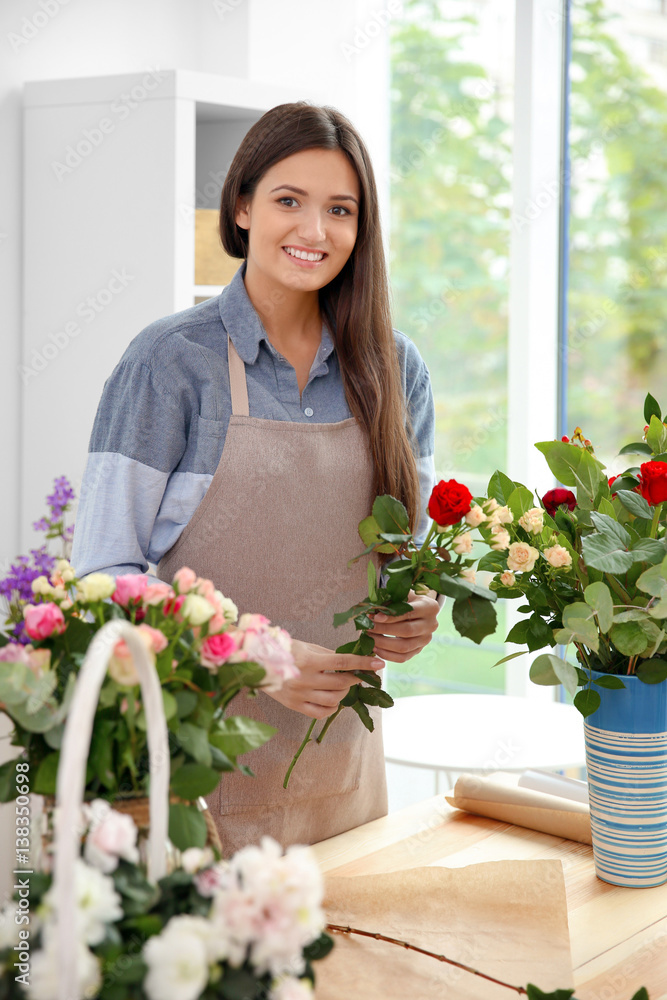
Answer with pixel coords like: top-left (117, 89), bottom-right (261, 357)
top-left (52, 619), bottom-right (170, 1000)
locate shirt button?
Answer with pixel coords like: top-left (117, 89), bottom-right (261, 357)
top-left (304, 407), bottom-right (314, 417)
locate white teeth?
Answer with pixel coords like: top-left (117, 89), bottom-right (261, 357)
top-left (284, 247), bottom-right (324, 261)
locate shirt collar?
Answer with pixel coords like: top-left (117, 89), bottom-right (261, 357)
top-left (218, 260), bottom-right (335, 365)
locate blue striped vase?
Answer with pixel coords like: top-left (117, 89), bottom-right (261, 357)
top-left (584, 672), bottom-right (667, 888)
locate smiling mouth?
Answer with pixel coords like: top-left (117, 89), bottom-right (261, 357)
top-left (282, 246), bottom-right (328, 262)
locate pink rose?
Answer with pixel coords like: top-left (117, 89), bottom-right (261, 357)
top-left (236, 624), bottom-right (299, 692)
top-left (0, 643), bottom-right (32, 663)
top-left (164, 594), bottom-right (186, 618)
top-left (143, 582), bottom-right (174, 607)
top-left (83, 800), bottom-right (140, 873)
top-left (172, 567), bottom-right (198, 594)
top-left (200, 632), bottom-right (239, 669)
top-left (237, 613), bottom-right (271, 632)
top-left (23, 603), bottom-right (66, 640)
top-left (194, 864), bottom-right (226, 897)
top-left (137, 624), bottom-right (168, 654)
top-left (112, 574), bottom-right (148, 607)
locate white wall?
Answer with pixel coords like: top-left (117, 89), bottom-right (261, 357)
top-left (0, 0), bottom-right (391, 902)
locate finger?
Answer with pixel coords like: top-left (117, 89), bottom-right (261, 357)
top-left (371, 634), bottom-right (426, 657)
top-left (369, 618), bottom-right (431, 638)
top-left (330, 653), bottom-right (385, 672)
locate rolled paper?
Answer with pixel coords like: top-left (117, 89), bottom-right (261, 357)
top-left (445, 772), bottom-right (592, 845)
top-left (518, 768), bottom-right (589, 804)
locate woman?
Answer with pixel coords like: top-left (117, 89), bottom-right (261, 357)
top-left (72, 102), bottom-right (439, 851)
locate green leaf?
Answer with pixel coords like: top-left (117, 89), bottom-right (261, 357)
top-left (584, 582), bottom-right (614, 632)
top-left (175, 722), bottom-right (212, 767)
top-left (358, 686), bottom-right (394, 708)
top-left (646, 414), bottom-right (667, 455)
top-left (637, 561), bottom-right (667, 597)
top-left (636, 658), bottom-right (667, 684)
top-left (168, 803), bottom-right (207, 850)
top-left (526, 614), bottom-right (555, 652)
top-left (436, 574), bottom-right (474, 600)
top-left (487, 470), bottom-right (517, 505)
top-left (507, 486), bottom-right (535, 520)
top-left (174, 690), bottom-right (198, 718)
top-left (618, 441), bottom-right (653, 456)
top-left (616, 489), bottom-right (652, 519)
top-left (358, 515), bottom-right (395, 554)
top-left (631, 538), bottom-right (667, 565)
top-left (89, 719), bottom-right (116, 789)
top-left (451, 595), bottom-right (497, 644)
top-left (0, 758), bottom-right (21, 802)
top-left (169, 762), bottom-right (221, 799)
top-left (372, 495), bottom-right (410, 533)
top-left (354, 669), bottom-right (382, 688)
top-left (597, 497), bottom-right (617, 518)
top-left (526, 986), bottom-right (575, 1000)
top-left (506, 618), bottom-right (530, 644)
top-left (219, 968), bottom-right (263, 1000)
top-left (33, 752), bottom-right (60, 795)
top-left (630, 989), bottom-right (649, 1000)
top-left (492, 650), bottom-right (526, 667)
top-left (530, 654), bottom-right (579, 697)
top-left (573, 688), bottom-right (601, 718)
top-left (610, 621), bottom-right (649, 656)
top-left (581, 532), bottom-right (633, 573)
top-left (210, 716), bottom-right (276, 757)
top-left (352, 700), bottom-right (374, 732)
top-left (477, 550), bottom-right (507, 573)
top-left (303, 932), bottom-right (334, 961)
top-left (593, 674), bottom-right (626, 689)
top-left (644, 392), bottom-right (662, 426)
top-left (589, 512), bottom-right (631, 546)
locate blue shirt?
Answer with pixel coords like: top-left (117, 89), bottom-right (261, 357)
top-left (71, 262), bottom-right (436, 579)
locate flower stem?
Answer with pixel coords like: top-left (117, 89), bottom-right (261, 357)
top-left (283, 718), bottom-right (318, 789)
top-left (316, 703), bottom-right (345, 744)
top-left (650, 502), bottom-right (663, 539)
top-left (326, 925), bottom-right (528, 995)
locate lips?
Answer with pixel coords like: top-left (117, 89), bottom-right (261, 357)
top-left (282, 245), bottom-right (328, 262)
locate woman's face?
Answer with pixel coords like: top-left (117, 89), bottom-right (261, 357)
top-left (235, 147), bottom-right (360, 294)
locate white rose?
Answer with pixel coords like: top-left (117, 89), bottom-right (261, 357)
top-left (489, 505), bottom-right (513, 525)
top-left (506, 542), bottom-right (540, 573)
top-left (83, 799), bottom-right (140, 873)
top-left (483, 497), bottom-right (499, 513)
top-left (182, 593), bottom-right (216, 626)
top-left (28, 926), bottom-right (101, 1000)
top-left (500, 570), bottom-right (516, 587)
top-left (464, 504), bottom-right (486, 527)
top-left (489, 525), bottom-right (510, 551)
top-left (54, 559), bottom-right (76, 583)
top-left (41, 859), bottom-right (123, 946)
top-left (180, 847), bottom-right (214, 874)
top-left (518, 507), bottom-right (544, 535)
top-left (214, 591), bottom-right (239, 624)
top-left (461, 567), bottom-right (476, 584)
top-left (31, 576), bottom-right (53, 596)
top-left (143, 919), bottom-right (211, 1000)
top-left (543, 544), bottom-right (572, 569)
top-left (78, 572), bottom-right (116, 602)
top-left (452, 531), bottom-right (473, 555)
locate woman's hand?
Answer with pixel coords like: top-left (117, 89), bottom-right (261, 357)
top-left (265, 640), bottom-right (385, 719)
top-left (368, 589), bottom-right (440, 662)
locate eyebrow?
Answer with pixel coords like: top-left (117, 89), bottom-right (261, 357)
top-left (269, 184), bottom-right (359, 206)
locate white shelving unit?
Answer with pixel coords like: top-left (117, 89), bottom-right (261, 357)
top-left (21, 70), bottom-right (322, 548)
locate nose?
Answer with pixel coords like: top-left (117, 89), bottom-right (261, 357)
top-left (295, 206), bottom-right (327, 245)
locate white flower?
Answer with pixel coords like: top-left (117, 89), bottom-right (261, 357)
top-left (31, 576), bottom-right (53, 596)
top-left (488, 504), bottom-right (513, 525)
top-left (464, 504), bottom-right (486, 527)
top-left (543, 544), bottom-right (572, 569)
top-left (489, 525), bottom-right (510, 551)
top-left (270, 977), bottom-right (314, 1000)
top-left (182, 593), bottom-right (216, 626)
top-left (214, 592), bottom-right (238, 624)
top-left (452, 531), bottom-right (473, 555)
top-left (209, 837), bottom-right (325, 978)
top-left (78, 572), bottom-right (116, 602)
top-left (83, 799), bottom-right (140, 873)
top-left (500, 570), bottom-right (516, 587)
top-left (483, 497), bottom-right (499, 513)
top-left (28, 927), bottom-right (101, 1000)
top-left (143, 918), bottom-right (211, 1000)
top-left (460, 567), bottom-right (476, 584)
top-left (41, 859), bottom-right (123, 945)
top-left (518, 507), bottom-right (544, 535)
top-left (180, 847), bottom-right (214, 874)
top-left (506, 542), bottom-right (540, 574)
top-left (54, 559), bottom-right (76, 583)
top-left (0, 903), bottom-right (21, 950)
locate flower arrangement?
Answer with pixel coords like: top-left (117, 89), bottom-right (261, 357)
top-left (284, 487), bottom-right (497, 784)
top-left (0, 484), bottom-right (298, 849)
top-left (0, 802), bottom-right (331, 1000)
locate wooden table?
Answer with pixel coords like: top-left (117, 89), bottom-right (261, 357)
top-left (312, 796), bottom-right (667, 1000)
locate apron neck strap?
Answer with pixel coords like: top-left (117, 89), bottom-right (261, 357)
top-left (227, 336), bottom-right (249, 417)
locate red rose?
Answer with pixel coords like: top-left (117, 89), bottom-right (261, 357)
top-left (542, 488), bottom-right (577, 518)
top-left (638, 461), bottom-right (667, 505)
top-left (608, 475), bottom-right (619, 498)
top-left (428, 479), bottom-right (473, 527)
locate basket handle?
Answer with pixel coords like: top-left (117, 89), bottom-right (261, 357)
top-left (53, 619), bottom-right (170, 1000)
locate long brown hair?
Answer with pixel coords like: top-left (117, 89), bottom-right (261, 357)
top-left (219, 102), bottom-right (420, 532)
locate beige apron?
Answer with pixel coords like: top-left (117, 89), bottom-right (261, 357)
top-left (157, 335), bottom-right (388, 852)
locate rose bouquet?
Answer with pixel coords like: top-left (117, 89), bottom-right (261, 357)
top-left (466, 393), bottom-right (667, 716)
top-left (0, 802), bottom-right (331, 1000)
top-left (284, 486), bottom-right (497, 784)
top-left (0, 484), bottom-right (298, 850)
